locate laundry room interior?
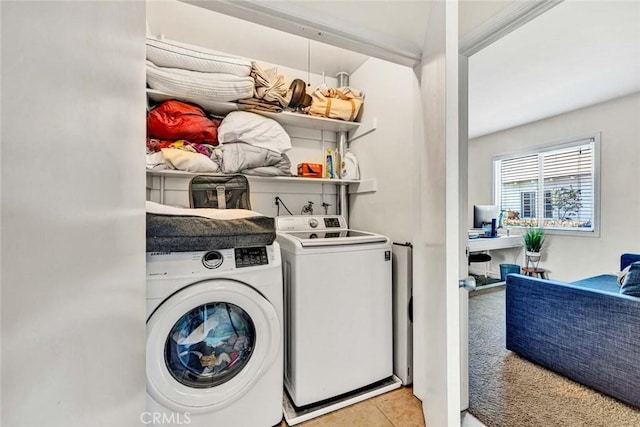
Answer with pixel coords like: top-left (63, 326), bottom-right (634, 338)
top-left (144, 1), bottom-right (418, 425)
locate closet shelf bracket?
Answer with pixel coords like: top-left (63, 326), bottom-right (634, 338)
top-left (348, 117), bottom-right (377, 143)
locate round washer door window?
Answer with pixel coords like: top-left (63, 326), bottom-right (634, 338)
top-left (165, 302), bottom-right (256, 388)
top-left (147, 279), bottom-right (280, 414)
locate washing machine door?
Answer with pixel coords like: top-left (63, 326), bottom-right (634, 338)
top-left (147, 278), bottom-right (280, 413)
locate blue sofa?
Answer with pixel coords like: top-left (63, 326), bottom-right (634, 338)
top-left (506, 253), bottom-right (640, 408)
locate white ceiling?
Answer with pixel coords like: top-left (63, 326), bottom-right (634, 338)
top-left (148, 1), bottom-right (371, 77)
top-left (468, 0), bottom-right (640, 139)
top-left (182, 0), bottom-right (430, 67)
top-left (257, 0), bottom-right (431, 55)
top-left (160, 1), bottom-right (639, 140)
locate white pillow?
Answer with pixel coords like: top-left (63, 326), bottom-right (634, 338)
top-left (218, 111), bottom-right (292, 154)
top-left (618, 264), bottom-right (631, 286)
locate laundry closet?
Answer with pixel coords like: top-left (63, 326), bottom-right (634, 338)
top-left (144, 1), bottom-right (418, 425)
top-left (145, 0), bottom-right (416, 237)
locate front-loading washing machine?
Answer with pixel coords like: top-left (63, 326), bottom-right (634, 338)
top-left (146, 243), bottom-right (283, 427)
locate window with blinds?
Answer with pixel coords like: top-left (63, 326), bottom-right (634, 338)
top-left (493, 135), bottom-right (599, 233)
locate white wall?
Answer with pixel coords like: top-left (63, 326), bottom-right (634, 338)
top-left (468, 93), bottom-right (640, 281)
top-left (1, 2), bottom-right (147, 426)
top-left (348, 58), bottom-right (418, 242)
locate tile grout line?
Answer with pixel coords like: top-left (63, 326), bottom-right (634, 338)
top-left (375, 403), bottom-right (398, 427)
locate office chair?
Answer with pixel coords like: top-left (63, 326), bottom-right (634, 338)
top-left (469, 252), bottom-right (492, 283)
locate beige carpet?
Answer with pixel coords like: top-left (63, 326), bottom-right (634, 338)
top-left (468, 287), bottom-right (640, 427)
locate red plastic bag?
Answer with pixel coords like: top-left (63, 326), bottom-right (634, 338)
top-left (147, 100), bottom-right (220, 145)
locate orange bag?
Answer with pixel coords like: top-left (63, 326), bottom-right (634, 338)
top-left (297, 163), bottom-right (323, 178)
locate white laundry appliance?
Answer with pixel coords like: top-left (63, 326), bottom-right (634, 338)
top-left (276, 215), bottom-right (395, 409)
top-left (392, 242), bottom-right (413, 385)
top-left (146, 243), bottom-right (283, 427)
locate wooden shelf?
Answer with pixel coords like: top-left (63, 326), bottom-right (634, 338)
top-left (146, 89), bottom-right (360, 132)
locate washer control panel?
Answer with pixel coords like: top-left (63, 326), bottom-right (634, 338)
top-left (276, 215), bottom-right (347, 232)
top-left (235, 247), bottom-right (269, 268)
top-left (323, 217), bottom-right (341, 228)
top-left (146, 245), bottom-right (276, 277)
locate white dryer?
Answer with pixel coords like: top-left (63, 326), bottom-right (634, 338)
top-left (146, 243), bottom-right (283, 427)
top-left (276, 216), bottom-right (394, 408)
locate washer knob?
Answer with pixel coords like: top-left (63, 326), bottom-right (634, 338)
top-left (309, 218), bottom-right (319, 228)
top-left (202, 251), bottom-right (223, 269)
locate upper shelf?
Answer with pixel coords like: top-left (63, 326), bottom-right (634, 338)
top-left (147, 89), bottom-right (361, 133)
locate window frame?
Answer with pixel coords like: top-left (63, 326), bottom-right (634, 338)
top-left (520, 191), bottom-right (537, 219)
top-left (492, 133), bottom-right (601, 237)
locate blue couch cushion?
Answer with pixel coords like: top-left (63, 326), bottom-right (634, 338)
top-left (570, 274), bottom-right (619, 293)
top-left (621, 253), bottom-right (640, 270)
top-left (620, 262), bottom-right (640, 297)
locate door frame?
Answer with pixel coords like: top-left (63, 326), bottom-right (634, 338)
top-left (413, 1), bottom-right (563, 425)
top-left (457, 0), bottom-right (563, 412)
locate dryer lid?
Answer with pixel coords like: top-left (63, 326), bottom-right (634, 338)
top-left (280, 230), bottom-right (387, 247)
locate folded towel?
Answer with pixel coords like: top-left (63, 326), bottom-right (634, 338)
top-left (146, 201), bottom-right (262, 220)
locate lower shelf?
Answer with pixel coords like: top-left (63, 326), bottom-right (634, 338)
top-left (146, 169), bottom-right (375, 190)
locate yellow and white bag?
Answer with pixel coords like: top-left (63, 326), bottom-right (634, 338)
top-left (309, 85), bottom-right (364, 122)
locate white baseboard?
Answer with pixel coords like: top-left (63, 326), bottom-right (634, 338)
top-left (468, 266), bottom-right (500, 279)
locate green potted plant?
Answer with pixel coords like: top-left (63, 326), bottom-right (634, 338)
top-left (523, 227), bottom-right (545, 269)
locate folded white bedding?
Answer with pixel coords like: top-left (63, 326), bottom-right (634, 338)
top-left (146, 201), bottom-right (262, 220)
top-left (161, 148), bottom-right (220, 173)
top-left (146, 151), bottom-right (166, 170)
top-left (147, 37), bottom-right (252, 77)
top-left (146, 61), bottom-right (254, 102)
top-left (220, 142), bottom-right (291, 175)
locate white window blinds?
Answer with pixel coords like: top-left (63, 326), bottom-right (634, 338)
top-left (542, 144), bottom-right (593, 228)
top-left (494, 136), bottom-right (598, 232)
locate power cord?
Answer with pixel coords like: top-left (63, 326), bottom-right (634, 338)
top-left (275, 196), bottom-right (293, 216)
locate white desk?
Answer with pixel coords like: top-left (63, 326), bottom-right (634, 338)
top-left (468, 235), bottom-right (523, 252)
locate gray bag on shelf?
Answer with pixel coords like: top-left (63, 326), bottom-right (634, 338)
top-left (189, 175), bottom-right (251, 210)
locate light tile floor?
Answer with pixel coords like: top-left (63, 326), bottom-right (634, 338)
top-left (279, 387), bottom-right (487, 427)
top-left (280, 386), bottom-right (425, 427)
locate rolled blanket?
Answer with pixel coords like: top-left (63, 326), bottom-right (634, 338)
top-left (237, 97), bottom-right (283, 112)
